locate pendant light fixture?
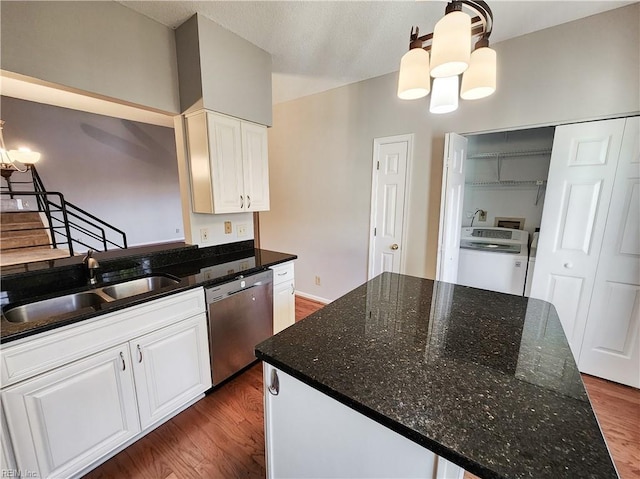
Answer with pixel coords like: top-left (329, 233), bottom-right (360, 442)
top-left (397, 1), bottom-right (496, 114)
top-left (0, 120), bottom-right (41, 180)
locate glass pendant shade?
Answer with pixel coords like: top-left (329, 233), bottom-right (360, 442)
top-left (430, 11), bottom-right (471, 78)
top-left (461, 46), bottom-right (497, 100)
top-left (397, 48), bottom-right (431, 100)
top-left (429, 76), bottom-right (459, 114)
top-left (9, 147), bottom-right (41, 164)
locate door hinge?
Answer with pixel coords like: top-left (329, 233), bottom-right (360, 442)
top-left (377, 161), bottom-right (380, 170)
top-left (374, 227), bottom-right (377, 236)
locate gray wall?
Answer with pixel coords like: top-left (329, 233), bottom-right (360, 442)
top-left (1, 96), bottom-right (184, 249)
top-left (0, 1), bottom-right (180, 114)
top-left (176, 14), bottom-right (273, 125)
top-left (259, 4), bottom-right (640, 302)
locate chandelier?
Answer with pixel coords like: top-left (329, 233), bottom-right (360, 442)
top-left (397, 1), bottom-right (496, 114)
top-left (0, 120), bottom-right (41, 180)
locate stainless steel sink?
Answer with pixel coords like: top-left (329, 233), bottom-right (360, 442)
top-left (4, 292), bottom-right (109, 323)
top-left (2, 275), bottom-right (181, 324)
top-left (100, 275), bottom-right (180, 300)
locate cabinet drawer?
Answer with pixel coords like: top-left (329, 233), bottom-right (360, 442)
top-left (270, 262), bottom-right (295, 286)
top-left (1, 288), bottom-right (206, 387)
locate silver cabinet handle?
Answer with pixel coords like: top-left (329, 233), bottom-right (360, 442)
top-left (277, 271), bottom-right (288, 276)
top-left (120, 352), bottom-right (126, 371)
top-left (137, 345), bottom-right (143, 363)
top-left (268, 368), bottom-right (279, 395)
top-left (247, 195), bottom-right (251, 209)
top-left (240, 195), bottom-right (244, 208)
top-left (291, 284), bottom-right (295, 295)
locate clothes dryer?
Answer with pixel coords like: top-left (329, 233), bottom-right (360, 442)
top-left (457, 227), bottom-right (529, 296)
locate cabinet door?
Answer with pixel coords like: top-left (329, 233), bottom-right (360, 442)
top-left (130, 314), bottom-right (212, 430)
top-left (273, 281), bottom-right (295, 334)
top-left (208, 113), bottom-right (245, 213)
top-left (241, 121), bottom-right (270, 212)
top-left (2, 345), bottom-right (139, 478)
top-left (263, 365), bottom-right (461, 479)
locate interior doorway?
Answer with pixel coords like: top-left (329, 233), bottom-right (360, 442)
top-left (437, 126), bottom-right (555, 294)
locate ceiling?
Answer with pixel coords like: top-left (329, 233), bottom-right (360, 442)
top-left (119, 1), bottom-right (635, 104)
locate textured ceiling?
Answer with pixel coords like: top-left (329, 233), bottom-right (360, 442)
top-left (118, 1), bottom-right (634, 104)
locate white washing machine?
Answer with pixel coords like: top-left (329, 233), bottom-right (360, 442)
top-left (457, 227), bottom-right (529, 296)
top-left (524, 231), bottom-right (539, 297)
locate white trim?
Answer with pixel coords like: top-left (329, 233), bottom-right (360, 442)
top-left (367, 134), bottom-right (414, 280)
top-left (295, 290), bottom-right (331, 305)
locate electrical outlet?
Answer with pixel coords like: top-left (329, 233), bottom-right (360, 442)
top-left (200, 228), bottom-right (209, 242)
top-left (224, 221), bottom-right (232, 234)
top-left (315, 276), bottom-right (321, 286)
top-left (479, 210), bottom-right (487, 222)
top-left (237, 223), bottom-right (247, 237)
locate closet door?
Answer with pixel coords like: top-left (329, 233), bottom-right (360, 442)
top-left (578, 117), bottom-right (640, 388)
top-left (530, 118), bottom-right (626, 361)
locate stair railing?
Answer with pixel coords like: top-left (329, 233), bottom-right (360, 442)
top-left (1, 166), bottom-right (127, 256)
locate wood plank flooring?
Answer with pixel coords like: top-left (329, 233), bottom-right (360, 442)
top-left (86, 296), bottom-right (640, 479)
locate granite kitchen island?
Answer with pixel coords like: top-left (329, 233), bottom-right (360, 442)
top-left (255, 272), bottom-right (618, 479)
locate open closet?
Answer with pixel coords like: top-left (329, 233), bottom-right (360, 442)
top-left (438, 116), bottom-right (639, 388)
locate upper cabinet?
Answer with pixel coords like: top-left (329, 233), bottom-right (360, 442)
top-left (186, 110), bottom-right (270, 214)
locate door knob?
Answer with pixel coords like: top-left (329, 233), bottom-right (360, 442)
top-left (390, 244), bottom-right (399, 250)
top-left (564, 262), bottom-right (573, 269)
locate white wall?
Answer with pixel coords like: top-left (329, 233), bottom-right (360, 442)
top-left (1, 96), bottom-right (184, 249)
top-left (260, 4), bottom-right (640, 301)
top-left (0, 1), bottom-right (179, 114)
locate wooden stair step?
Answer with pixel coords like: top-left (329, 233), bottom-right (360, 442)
top-left (2, 229), bottom-right (50, 239)
top-left (0, 235), bottom-right (51, 251)
top-left (0, 221), bottom-right (45, 232)
top-left (0, 211), bottom-right (43, 223)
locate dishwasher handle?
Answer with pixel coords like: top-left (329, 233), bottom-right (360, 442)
top-left (227, 280), bottom-right (270, 296)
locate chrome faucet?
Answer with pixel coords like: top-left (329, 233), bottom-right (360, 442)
top-left (83, 249), bottom-right (100, 285)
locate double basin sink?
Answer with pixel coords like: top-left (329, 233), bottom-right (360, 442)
top-left (3, 275), bottom-right (180, 324)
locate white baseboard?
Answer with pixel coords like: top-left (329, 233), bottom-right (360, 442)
top-left (295, 290), bottom-right (331, 304)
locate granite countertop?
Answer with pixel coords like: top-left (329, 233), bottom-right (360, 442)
top-left (1, 240), bottom-right (296, 343)
top-left (255, 272), bottom-right (617, 479)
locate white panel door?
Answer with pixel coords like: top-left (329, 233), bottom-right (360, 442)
top-left (531, 118), bottom-right (626, 360)
top-left (369, 135), bottom-right (411, 278)
top-left (208, 113), bottom-right (244, 213)
top-left (241, 121), bottom-right (270, 212)
top-left (578, 117), bottom-right (640, 387)
top-left (436, 133), bottom-right (468, 283)
top-left (2, 345), bottom-right (140, 478)
top-left (130, 314), bottom-right (212, 430)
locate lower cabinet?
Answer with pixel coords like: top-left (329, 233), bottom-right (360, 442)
top-left (3, 345), bottom-right (140, 478)
top-left (263, 364), bottom-right (464, 479)
top-left (1, 288), bottom-right (211, 478)
top-left (131, 315), bottom-right (211, 429)
top-left (270, 261), bottom-right (295, 334)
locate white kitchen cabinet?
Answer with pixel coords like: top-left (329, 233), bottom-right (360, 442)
top-left (270, 261), bottom-right (295, 334)
top-left (262, 364), bottom-right (463, 479)
top-left (186, 110), bottom-right (270, 214)
top-left (0, 288), bottom-right (211, 478)
top-left (131, 315), bottom-right (211, 429)
top-left (2, 345), bottom-right (140, 479)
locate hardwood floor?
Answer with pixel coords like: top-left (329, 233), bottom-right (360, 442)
top-left (87, 296), bottom-right (640, 479)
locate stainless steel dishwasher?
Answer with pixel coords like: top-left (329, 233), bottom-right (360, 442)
top-left (205, 269), bottom-right (273, 386)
